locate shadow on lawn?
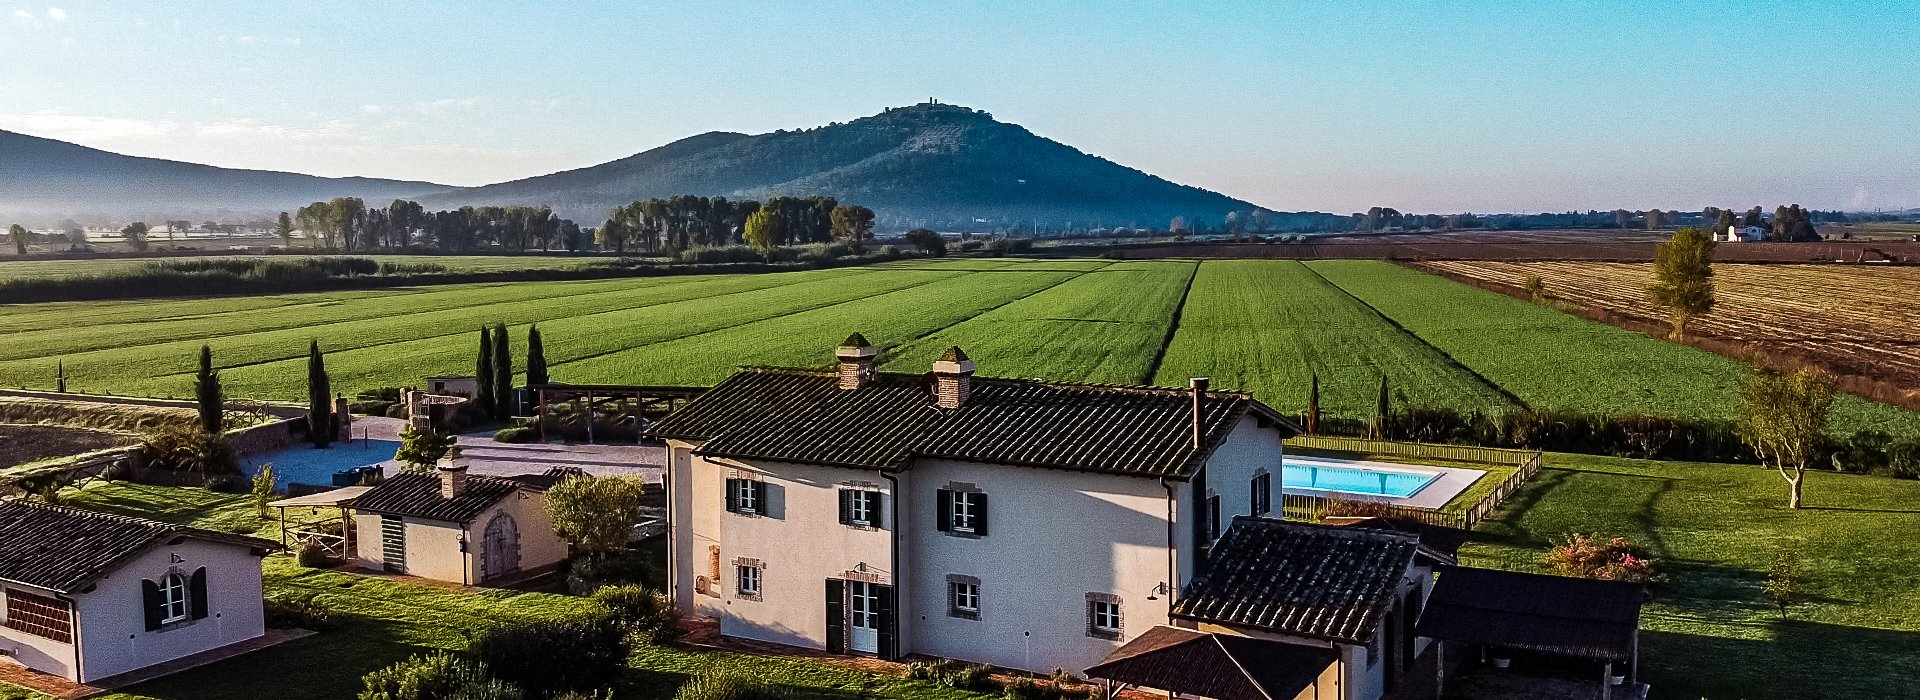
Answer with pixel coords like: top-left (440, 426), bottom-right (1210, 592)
top-left (1641, 620), bottom-right (1920, 699)
top-left (112, 620), bottom-right (425, 700)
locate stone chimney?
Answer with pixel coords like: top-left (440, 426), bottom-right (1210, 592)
top-left (932, 347), bottom-right (976, 409)
top-left (1191, 377), bottom-right (1210, 450)
top-left (437, 445), bottom-right (470, 499)
top-left (837, 333), bottom-right (877, 390)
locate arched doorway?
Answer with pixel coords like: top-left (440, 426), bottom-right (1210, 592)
top-left (481, 512), bottom-right (521, 582)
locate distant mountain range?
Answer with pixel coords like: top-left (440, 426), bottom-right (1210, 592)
top-left (2, 103), bottom-right (1326, 229)
top-left (0, 129), bottom-right (446, 220)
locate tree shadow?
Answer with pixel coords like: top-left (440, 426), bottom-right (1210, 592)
top-left (1640, 621), bottom-right (1920, 699)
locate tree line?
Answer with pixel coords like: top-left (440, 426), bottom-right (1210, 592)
top-left (289, 198), bottom-right (588, 252)
top-left (599, 195), bottom-right (874, 254)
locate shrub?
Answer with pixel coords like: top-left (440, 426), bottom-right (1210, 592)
top-left (349, 399), bottom-right (398, 416)
top-left (251, 463), bottom-right (277, 515)
top-left (1002, 677), bottom-right (1046, 700)
top-left (358, 651), bottom-right (522, 700)
top-left (908, 659), bottom-right (993, 690)
top-left (493, 426), bottom-right (539, 444)
top-left (904, 229), bottom-right (947, 256)
top-left (139, 425), bottom-right (239, 475)
top-left (1764, 543), bottom-right (1806, 619)
top-left (1316, 497), bottom-right (1393, 519)
top-left (385, 402), bottom-right (412, 419)
top-left (469, 617), bottom-right (629, 696)
top-left (985, 238), bottom-right (1032, 255)
top-left (673, 669), bottom-right (790, 700)
top-left (565, 551), bottom-right (658, 596)
top-left (264, 593), bottom-right (337, 630)
top-left (204, 474), bottom-right (248, 493)
top-left (296, 539), bottom-right (338, 568)
top-left (675, 245), bottom-right (763, 265)
top-left (590, 585), bottom-right (682, 645)
top-left (1545, 533), bottom-right (1656, 583)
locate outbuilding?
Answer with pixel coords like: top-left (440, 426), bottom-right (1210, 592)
top-left (0, 501), bottom-right (276, 684)
top-left (351, 449), bottom-right (570, 585)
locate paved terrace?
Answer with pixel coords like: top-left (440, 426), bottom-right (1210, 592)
top-left (350, 416), bottom-right (663, 481)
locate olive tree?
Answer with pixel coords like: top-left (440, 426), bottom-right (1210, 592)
top-left (1739, 367), bottom-right (1835, 509)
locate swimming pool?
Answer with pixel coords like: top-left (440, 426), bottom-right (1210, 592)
top-left (1281, 458), bottom-right (1440, 498)
top-left (240, 439), bottom-right (400, 489)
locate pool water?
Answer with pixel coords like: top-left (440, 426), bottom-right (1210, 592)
top-left (240, 439), bottom-right (400, 489)
top-left (1281, 460), bottom-right (1438, 498)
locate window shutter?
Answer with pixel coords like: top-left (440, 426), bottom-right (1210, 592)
top-left (141, 579), bottom-right (164, 632)
top-left (947, 581), bottom-right (957, 616)
top-left (725, 479), bottom-right (741, 512)
top-left (839, 489), bottom-right (854, 526)
top-left (935, 489), bottom-right (953, 532)
top-left (750, 481), bottom-right (768, 512)
top-left (189, 567), bottom-right (209, 620)
top-left (877, 584), bottom-right (897, 660)
top-left (973, 493), bottom-right (988, 536)
top-left (825, 579), bottom-right (845, 653)
top-left (1250, 477), bottom-right (1260, 515)
top-left (1085, 599), bottom-right (1096, 637)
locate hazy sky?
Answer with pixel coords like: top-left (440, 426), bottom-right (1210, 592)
top-left (4, 1), bottom-right (1917, 213)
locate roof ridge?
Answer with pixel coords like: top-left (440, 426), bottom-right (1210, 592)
top-left (5, 499), bottom-right (176, 531)
top-left (733, 364), bottom-right (1258, 398)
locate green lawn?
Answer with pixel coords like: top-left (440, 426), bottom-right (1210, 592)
top-left (1461, 453), bottom-right (1920, 699)
top-left (0, 482), bottom-right (997, 700)
top-left (0, 257), bottom-right (1916, 437)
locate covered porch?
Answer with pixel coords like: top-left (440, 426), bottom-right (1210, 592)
top-left (1414, 566), bottom-right (1649, 700)
top-left (266, 485), bottom-right (371, 561)
top-left (1085, 626), bottom-right (1341, 700)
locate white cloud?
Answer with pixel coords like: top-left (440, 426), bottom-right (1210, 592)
top-left (12, 9), bottom-right (38, 26)
top-left (44, 7), bottom-right (65, 21)
top-left (359, 104), bottom-right (388, 115)
top-left (412, 98), bottom-right (480, 114)
top-left (0, 111), bottom-right (179, 142)
top-left (283, 36), bottom-right (301, 46)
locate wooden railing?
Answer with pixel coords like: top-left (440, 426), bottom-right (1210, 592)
top-left (1280, 437), bottom-right (1545, 530)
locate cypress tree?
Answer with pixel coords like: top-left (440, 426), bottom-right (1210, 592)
top-left (492, 322), bottom-right (513, 418)
top-left (1307, 373), bottom-right (1320, 436)
top-left (475, 326), bottom-right (494, 419)
top-left (526, 325), bottom-right (549, 387)
top-left (194, 345), bottom-right (223, 434)
top-left (308, 340), bottom-right (332, 448)
top-left (1373, 374), bottom-right (1390, 440)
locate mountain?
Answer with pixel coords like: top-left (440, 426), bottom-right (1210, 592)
top-left (0, 129), bottom-right (448, 219)
top-left (422, 103), bottom-right (1299, 229)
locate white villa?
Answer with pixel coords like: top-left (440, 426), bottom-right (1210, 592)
top-left (649, 335), bottom-right (1317, 672)
top-left (0, 501), bottom-right (275, 685)
top-left (1716, 224), bottom-right (1767, 242)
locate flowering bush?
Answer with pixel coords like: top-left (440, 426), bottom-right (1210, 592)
top-left (1545, 533), bottom-right (1657, 582)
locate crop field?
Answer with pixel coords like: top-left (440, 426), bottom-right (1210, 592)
top-left (0, 257), bottom-right (1916, 435)
top-left (0, 254), bottom-right (605, 280)
top-left (1420, 261), bottom-right (1920, 407)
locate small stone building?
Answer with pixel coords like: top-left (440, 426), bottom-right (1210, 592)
top-left (351, 451), bottom-right (570, 585)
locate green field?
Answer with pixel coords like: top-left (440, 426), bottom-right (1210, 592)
top-left (0, 254), bottom-right (607, 280)
top-left (0, 257), bottom-right (1915, 434)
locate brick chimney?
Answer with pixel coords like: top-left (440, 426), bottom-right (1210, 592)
top-left (437, 445), bottom-right (469, 499)
top-left (837, 333), bottom-right (877, 390)
top-left (1191, 377), bottom-right (1210, 450)
top-left (932, 347), bottom-right (976, 409)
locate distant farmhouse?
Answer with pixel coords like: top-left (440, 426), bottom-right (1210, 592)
top-left (0, 501), bottom-right (275, 684)
top-left (1715, 224), bottom-right (1767, 243)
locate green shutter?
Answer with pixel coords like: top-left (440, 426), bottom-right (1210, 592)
top-left (839, 489), bottom-right (854, 526)
top-left (935, 489), bottom-right (952, 532)
top-left (877, 584), bottom-right (897, 660)
top-left (973, 493), bottom-right (989, 536)
top-left (825, 579), bottom-right (845, 653)
top-left (189, 567), bottom-right (209, 620)
top-left (725, 479), bottom-right (741, 512)
top-left (141, 579), bottom-right (164, 631)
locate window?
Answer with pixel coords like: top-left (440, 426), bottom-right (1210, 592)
top-left (726, 478), bottom-right (766, 515)
top-left (160, 573), bottom-right (190, 625)
top-left (947, 576), bottom-right (981, 620)
top-left (1206, 494), bottom-right (1221, 541)
top-left (937, 489), bottom-right (988, 535)
top-left (1251, 472), bottom-right (1272, 516)
top-left (3, 589), bottom-right (73, 643)
top-left (1086, 594), bottom-right (1123, 640)
top-left (840, 489), bottom-right (880, 528)
top-left (737, 565), bottom-right (761, 597)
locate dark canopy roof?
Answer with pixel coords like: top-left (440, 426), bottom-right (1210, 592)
top-left (1320, 515), bottom-right (1469, 565)
top-left (647, 367), bottom-right (1298, 480)
top-left (354, 472), bottom-right (555, 524)
top-left (0, 501), bottom-right (277, 593)
top-left (1172, 517), bottom-right (1418, 644)
top-left (1416, 566), bottom-right (1644, 661)
top-left (1085, 626), bottom-right (1337, 700)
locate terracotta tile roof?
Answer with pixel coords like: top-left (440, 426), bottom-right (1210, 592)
top-left (1084, 625), bottom-right (1337, 700)
top-left (353, 472), bottom-right (549, 523)
top-left (648, 367), bottom-right (1297, 479)
top-left (1171, 517), bottom-right (1417, 644)
top-left (0, 501), bottom-right (277, 593)
top-left (1416, 565), bottom-right (1644, 661)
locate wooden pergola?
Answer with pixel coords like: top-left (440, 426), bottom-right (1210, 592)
top-left (1418, 566), bottom-right (1647, 700)
top-left (523, 383), bottom-right (704, 442)
top-left (267, 486), bottom-right (371, 561)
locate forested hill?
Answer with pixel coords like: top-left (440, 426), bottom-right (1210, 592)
top-left (421, 103), bottom-right (1289, 229)
top-left (0, 129), bottom-right (447, 218)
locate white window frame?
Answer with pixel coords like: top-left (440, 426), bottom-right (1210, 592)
top-left (951, 492), bottom-right (979, 533)
top-left (737, 565), bottom-right (761, 597)
top-left (953, 582), bottom-right (979, 614)
top-left (735, 479), bottom-right (758, 514)
top-left (849, 490), bottom-right (876, 527)
top-left (160, 573), bottom-right (190, 625)
top-left (1091, 600), bottom-right (1122, 633)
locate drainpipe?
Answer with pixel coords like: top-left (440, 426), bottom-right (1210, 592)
top-left (62, 594), bottom-right (82, 683)
top-left (879, 469), bottom-right (902, 660)
top-left (664, 446), bottom-right (676, 604)
top-left (1160, 477), bottom-right (1177, 602)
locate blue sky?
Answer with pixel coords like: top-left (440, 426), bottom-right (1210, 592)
top-left (4, 0), bottom-right (1917, 213)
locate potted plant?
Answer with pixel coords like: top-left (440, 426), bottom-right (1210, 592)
top-left (1490, 648), bottom-right (1511, 669)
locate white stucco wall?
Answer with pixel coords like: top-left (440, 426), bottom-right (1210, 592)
top-left (667, 440), bottom-right (699, 611)
top-left (0, 584), bottom-right (79, 681)
top-left (909, 459), bottom-right (1177, 674)
top-left (72, 539), bottom-right (266, 682)
top-left (463, 492), bottom-right (569, 584)
top-left (353, 514), bottom-right (466, 583)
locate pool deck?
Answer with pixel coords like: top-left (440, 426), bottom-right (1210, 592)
top-left (1281, 455), bottom-right (1486, 509)
top-left (347, 416), bottom-right (663, 482)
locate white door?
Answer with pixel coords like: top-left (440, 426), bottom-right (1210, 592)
top-left (849, 581), bottom-right (879, 653)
